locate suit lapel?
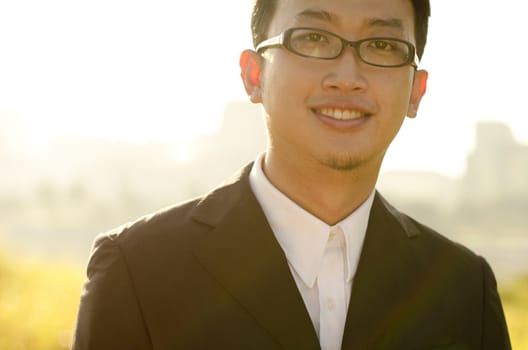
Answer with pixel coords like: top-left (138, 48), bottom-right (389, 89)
top-left (341, 194), bottom-right (421, 349)
top-left (191, 165), bottom-right (320, 350)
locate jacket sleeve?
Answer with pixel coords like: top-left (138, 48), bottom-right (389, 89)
top-left (72, 234), bottom-right (152, 350)
top-left (480, 257), bottom-right (512, 350)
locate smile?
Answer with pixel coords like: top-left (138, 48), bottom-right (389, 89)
top-left (317, 108), bottom-right (367, 120)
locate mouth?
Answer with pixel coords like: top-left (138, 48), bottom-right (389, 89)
top-left (315, 108), bottom-right (370, 121)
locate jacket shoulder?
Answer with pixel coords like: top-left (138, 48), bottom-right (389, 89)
top-left (92, 196), bottom-right (201, 248)
top-left (92, 162), bottom-right (254, 252)
top-left (377, 193), bottom-right (481, 265)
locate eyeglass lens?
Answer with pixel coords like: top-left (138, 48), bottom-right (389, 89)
top-left (287, 28), bottom-right (412, 67)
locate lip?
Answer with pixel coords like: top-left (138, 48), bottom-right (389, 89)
top-left (310, 101), bottom-right (375, 130)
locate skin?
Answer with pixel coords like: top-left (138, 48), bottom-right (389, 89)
top-left (240, 0), bottom-right (428, 225)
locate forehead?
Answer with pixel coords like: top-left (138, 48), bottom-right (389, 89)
top-left (269, 0), bottom-right (415, 38)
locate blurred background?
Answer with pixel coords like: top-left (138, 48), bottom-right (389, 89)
top-left (1, 0), bottom-right (527, 349)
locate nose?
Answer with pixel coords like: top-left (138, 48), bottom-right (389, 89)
top-left (321, 48), bottom-right (368, 92)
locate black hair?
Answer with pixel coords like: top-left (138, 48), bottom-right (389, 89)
top-left (251, 0), bottom-right (430, 59)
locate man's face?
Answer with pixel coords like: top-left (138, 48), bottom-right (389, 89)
top-left (243, 0), bottom-right (427, 171)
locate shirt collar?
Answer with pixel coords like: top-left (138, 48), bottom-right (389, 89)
top-left (249, 153), bottom-right (375, 288)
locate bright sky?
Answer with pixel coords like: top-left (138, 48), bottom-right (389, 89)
top-left (1, 0), bottom-right (527, 177)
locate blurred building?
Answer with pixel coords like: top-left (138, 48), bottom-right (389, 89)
top-left (2, 103), bottom-right (527, 272)
top-left (461, 122), bottom-right (528, 204)
top-left (186, 101), bottom-right (267, 192)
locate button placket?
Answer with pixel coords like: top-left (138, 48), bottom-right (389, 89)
top-left (317, 226), bottom-right (347, 350)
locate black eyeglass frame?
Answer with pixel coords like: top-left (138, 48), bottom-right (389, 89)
top-left (255, 27), bottom-right (419, 68)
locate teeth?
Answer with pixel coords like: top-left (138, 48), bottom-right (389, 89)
top-left (320, 108), bottom-right (364, 120)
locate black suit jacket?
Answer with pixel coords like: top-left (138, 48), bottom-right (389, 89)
top-left (73, 164), bottom-right (511, 349)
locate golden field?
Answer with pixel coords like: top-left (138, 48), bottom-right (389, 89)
top-left (0, 249), bottom-right (526, 349)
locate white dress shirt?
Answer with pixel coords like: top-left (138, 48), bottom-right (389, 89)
top-left (249, 153), bottom-right (375, 350)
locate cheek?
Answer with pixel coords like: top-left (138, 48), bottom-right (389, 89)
top-left (260, 59), bottom-right (312, 114)
top-left (375, 73), bottom-right (414, 115)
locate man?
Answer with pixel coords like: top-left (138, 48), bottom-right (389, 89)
top-left (73, 0), bottom-right (511, 349)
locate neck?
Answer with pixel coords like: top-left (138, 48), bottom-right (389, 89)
top-left (262, 151), bottom-right (381, 225)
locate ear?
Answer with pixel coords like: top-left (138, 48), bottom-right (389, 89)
top-left (407, 69), bottom-right (428, 118)
top-left (240, 50), bottom-right (263, 103)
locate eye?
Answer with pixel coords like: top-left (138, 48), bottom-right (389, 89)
top-left (300, 31), bottom-right (329, 43)
top-left (288, 28), bottom-right (341, 58)
top-left (369, 39), bottom-right (395, 51)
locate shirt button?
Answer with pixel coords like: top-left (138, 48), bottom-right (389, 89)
top-left (326, 298), bottom-right (336, 311)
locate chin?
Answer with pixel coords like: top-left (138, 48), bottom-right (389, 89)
top-left (318, 147), bottom-right (386, 172)
top-left (320, 154), bottom-right (366, 172)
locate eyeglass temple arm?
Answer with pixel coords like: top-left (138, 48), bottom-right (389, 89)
top-left (411, 53), bottom-right (420, 68)
top-left (255, 32), bottom-right (284, 52)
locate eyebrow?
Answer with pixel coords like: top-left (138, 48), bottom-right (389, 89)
top-left (295, 9), bottom-right (405, 32)
top-left (295, 9), bottom-right (336, 22)
top-left (365, 17), bottom-right (404, 31)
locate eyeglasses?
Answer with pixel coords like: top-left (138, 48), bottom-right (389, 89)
top-left (255, 27), bottom-right (419, 68)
